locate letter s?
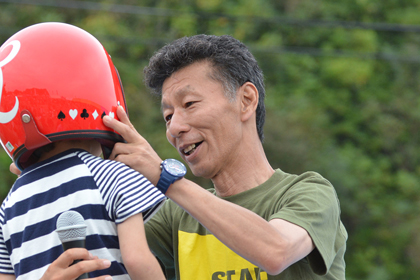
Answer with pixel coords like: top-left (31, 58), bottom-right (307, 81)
top-left (212, 271), bottom-right (225, 280)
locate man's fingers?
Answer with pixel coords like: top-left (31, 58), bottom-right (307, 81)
top-left (41, 249), bottom-right (112, 280)
top-left (115, 106), bottom-right (132, 128)
top-left (102, 114), bottom-right (131, 140)
top-left (58, 248), bottom-right (93, 266)
top-left (91, 276), bottom-right (113, 280)
top-left (103, 107), bottom-right (141, 144)
top-left (110, 152), bottom-right (134, 167)
top-left (67, 259), bottom-right (112, 279)
top-left (9, 162), bottom-right (21, 176)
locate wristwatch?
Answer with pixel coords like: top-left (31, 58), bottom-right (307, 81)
top-left (156, 159), bottom-right (187, 194)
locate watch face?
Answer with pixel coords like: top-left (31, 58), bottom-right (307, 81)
top-left (164, 159), bottom-right (187, 176)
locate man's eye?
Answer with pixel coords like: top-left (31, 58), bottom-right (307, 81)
top-left (185, 101), bottom-right (194, 107)
top-left (165, 114), bottom-right (172, 122)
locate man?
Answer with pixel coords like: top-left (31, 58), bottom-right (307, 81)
top-left (102, 34), bottom-right (347, 279)
top-left (11, 34), bottom-right (347, 279)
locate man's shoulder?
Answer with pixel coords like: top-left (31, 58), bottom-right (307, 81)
top-left (273, 169), bottom-right (334, 191)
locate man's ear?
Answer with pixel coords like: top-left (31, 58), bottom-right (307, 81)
top-left (240, 82), bottom-right (259, 122)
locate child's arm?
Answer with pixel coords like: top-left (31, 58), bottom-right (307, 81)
top-left (117, 213), bottom-right (165, 280)
top-left (0, 274), bottom-right (15, 280)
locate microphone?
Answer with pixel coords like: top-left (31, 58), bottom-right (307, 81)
top-left (55, 210), bottom-right (89, 279)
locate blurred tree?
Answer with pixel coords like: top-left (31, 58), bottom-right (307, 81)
top-left (1, 0), bottom-right (420, 279)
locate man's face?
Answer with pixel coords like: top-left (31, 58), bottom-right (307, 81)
top-left (161, 61), bottom-right (243, 179)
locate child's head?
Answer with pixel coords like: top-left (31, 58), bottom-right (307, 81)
top-left (0, 22), bottom-right (127, 170)
top-left (32, 139), bottom-right (102, 164)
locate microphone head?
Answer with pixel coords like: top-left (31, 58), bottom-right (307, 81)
top-left (55, 210), bottom-right (87, 243)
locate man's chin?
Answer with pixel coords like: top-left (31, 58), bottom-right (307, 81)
top-left (190, 166), bottom-right (211, 179)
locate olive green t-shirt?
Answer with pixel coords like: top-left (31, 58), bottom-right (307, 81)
top-left (145, 169), bottom-right (347, 279)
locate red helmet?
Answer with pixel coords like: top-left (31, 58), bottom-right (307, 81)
top-left (0, 22), bottom-right (127, 170)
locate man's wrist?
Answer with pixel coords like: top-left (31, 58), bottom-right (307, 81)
top-left (155, 159), bottom-right (187, 194)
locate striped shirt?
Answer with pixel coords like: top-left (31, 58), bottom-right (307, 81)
top-left (0, 149), bottom-right (166, 280)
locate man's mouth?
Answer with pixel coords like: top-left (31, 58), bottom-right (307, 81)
top-left (183, 142), bottom-right (203, 156)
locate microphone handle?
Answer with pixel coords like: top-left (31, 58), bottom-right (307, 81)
top-left (61, 239), bottom-right (86, 251)
top-left (61, 239), bottom-right (89, 279)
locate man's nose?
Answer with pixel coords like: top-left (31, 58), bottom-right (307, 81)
top-left (167, 111), bottom-right (189, 138)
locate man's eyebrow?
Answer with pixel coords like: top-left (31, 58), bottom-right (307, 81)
top-left (161, 86), bottom-right (192, 110)
top-left (161, 102), bottom-right (171, 110)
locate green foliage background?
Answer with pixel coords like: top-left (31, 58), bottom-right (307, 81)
top-left (1, 1), bottom-right (420, 279)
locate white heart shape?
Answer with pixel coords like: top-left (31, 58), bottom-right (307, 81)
top-left (69, 109), bottom-right (78, 120)
top-left (109, 112), bottom-right (115, 119)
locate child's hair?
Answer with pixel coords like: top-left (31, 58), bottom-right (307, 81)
top-left (31, 143), bottom-right (56, 162)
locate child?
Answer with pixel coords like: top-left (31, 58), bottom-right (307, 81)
top-left (0, 22), bottom-right (166, 280)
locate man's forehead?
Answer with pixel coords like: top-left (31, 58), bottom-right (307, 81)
top-left (161, 85), bottom-right (194, 108)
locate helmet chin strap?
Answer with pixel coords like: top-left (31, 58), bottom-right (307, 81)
top-left (21, 109), bottom-right (52, 150)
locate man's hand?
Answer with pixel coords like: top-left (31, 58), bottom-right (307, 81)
top-left (40, 248), bottom-right (112, 280)
top-left (9, 163), bottom-right (21, 176)
top-left (103, 106), bottom-right (163, 185)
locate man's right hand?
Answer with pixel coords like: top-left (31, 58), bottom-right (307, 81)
top-left (40, 248), bottom-right (112, 280)
top-left (103, 106), bottom-right (163, 186)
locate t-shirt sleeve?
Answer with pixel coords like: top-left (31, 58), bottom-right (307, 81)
top-left (88, 157), bottom-right (166, 224)
top-left (0, 204), bottom-right (14, 274)
top-left (269, 173), bottom-right (346, 275)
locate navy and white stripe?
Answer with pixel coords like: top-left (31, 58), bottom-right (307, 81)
top-left (0, 149), bottom-right (165, 279)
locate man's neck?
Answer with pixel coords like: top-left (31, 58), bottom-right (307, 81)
top-left (212, 143), bottom-right (274, 197)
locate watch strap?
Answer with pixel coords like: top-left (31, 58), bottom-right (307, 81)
top-left (156, 168), bottom-right (174, 194)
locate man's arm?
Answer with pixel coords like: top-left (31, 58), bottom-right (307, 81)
top-left (166, 177), bottom-right (315, 275)
top-left (117, 213), bottom-right (165, 280)
top-left (104, 107), bottom-right (315, 275)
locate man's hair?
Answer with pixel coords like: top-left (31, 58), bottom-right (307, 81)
top-left (144, 34), bottom-right (266, 142)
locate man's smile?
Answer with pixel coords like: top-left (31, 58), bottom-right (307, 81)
top-left (182, 141), bottom-right (203, 156)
